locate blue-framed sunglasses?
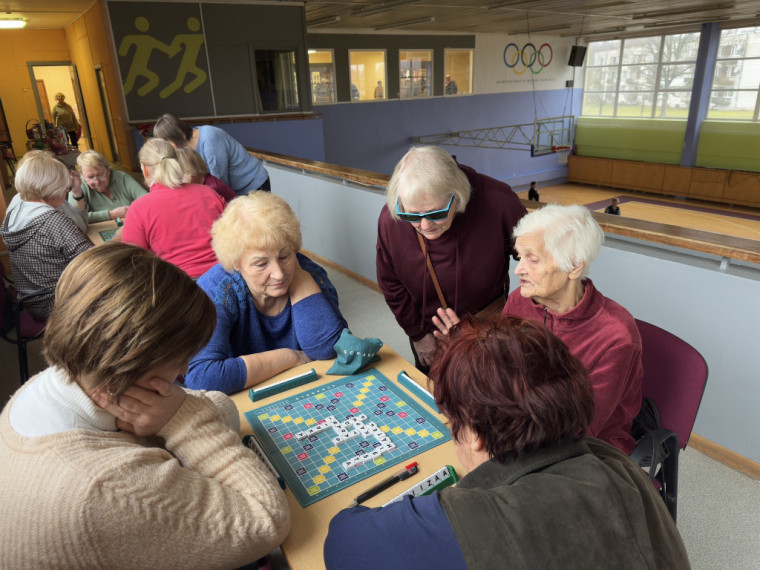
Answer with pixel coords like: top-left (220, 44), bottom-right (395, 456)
top-left (395, 194), bottom-right (454, 223)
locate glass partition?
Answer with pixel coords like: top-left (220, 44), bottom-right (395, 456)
top-left (349, 50), bottom-right (387, 101)
top-left (308, 49), bottom-right (336, 104)
top-left (444, 49), bottom-right (473, 95)
top-left (400, 50), bottom-right (432, 98)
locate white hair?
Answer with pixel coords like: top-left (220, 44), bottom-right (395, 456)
top-left (386, 146), bottom-right (471, 219)
top-left (513, 204), bottom-right (603, 279)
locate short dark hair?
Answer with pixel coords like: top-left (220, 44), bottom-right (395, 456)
top-left (530, 181), bottom-right (536, 186)
top-left (44, 244), bottom-right (216, 397)
top-left (153, 113), bottom-right (193, 147)
top-left (430, 316), bottom-right (595, 461)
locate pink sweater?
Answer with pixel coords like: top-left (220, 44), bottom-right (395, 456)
top-left (122, 182), bottom-right (225, 278)
top-left (503, 279), bottom-right (643, 453)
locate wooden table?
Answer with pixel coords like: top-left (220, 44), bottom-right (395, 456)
top-left (230, 346), bottom-right (462, 570)
top-left (86, 220), bottom-right (118, 244)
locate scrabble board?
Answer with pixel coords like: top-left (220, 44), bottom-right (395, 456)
top-left (98, 228), bottom-right (118, 242)
top-left (244, 368), bottom-right (451, 507)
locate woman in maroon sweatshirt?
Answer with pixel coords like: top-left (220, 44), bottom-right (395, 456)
top-left (376, 146), bottom-right (526, 373)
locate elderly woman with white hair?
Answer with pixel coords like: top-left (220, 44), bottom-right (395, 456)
top-left (435, 204), bottom-right (643, 454)
top-left (0, 151), bottom-right (92, 320)
top-left (376, 145), bottom-right (526, 372)
top-left (69, 150), bottom-right (147, 222)
top-left (185, 192), bottom-right (347, 395)
top-left (121, 138), bottom-right (226, 278)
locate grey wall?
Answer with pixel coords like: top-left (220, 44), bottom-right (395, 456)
top-left (268, 160), bottom-right (760, 464)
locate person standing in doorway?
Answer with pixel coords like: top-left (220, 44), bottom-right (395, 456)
top-left (52, 93), bottom-right (80, 149)
top-left (374, 81), bottom-right (384, 99)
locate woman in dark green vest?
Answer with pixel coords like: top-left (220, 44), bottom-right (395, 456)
top-left (325, 317), bottom-right (690, 570)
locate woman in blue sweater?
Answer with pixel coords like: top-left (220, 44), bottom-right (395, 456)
top-left (186, 192), bottom-right (347, 394)
top-left (153, 113), bottom-right (270, 195)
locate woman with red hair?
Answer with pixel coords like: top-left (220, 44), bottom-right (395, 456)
top-left (325, 317), bottom-right (688, 569)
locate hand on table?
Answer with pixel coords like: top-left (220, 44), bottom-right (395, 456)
top-left (412, 333), bottom-right (437, 368)
top-left (110, 205), bottom-right (129, 220)
top-left (92, 376), bottom-right (186, 436)
top-left (432, 308), bottom-right (461, 339)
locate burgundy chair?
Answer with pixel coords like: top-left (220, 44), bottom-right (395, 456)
top-left (630, 319), bottom-right (709, 522)
top-left (0, 263), bottom-right (50, 384)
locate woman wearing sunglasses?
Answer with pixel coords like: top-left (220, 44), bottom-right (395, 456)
top-left (376, 145), bottom-right (526, 372)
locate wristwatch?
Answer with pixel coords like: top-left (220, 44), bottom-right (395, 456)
top-left (72, 194), bottom-right (84, 201)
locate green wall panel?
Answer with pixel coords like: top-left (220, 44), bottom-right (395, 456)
top-left (697, 121), bottom-right (760, 172)
top-left (576, 118), bottom-right (686, 164)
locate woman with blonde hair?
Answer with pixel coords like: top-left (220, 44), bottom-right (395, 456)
top-left (175, 146), bottom-right (236, 203)
top-left (0, 151), bottom-right (92, 319)
top-left (122, 138), bottom-right (226, 278)
top-left (0, 244), bottom-right (290, 567)
top-left (69, 149), bottom-right (147, 222)
top-left (186, 192), bottom-right (347, 394)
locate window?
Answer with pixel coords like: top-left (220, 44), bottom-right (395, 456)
top-left (400, 50), bottom-right (432, 98)
top-left (444, 49), bottom-right (473, 95)
top-left (251, 49), bottom-right (300, 113)
top-left (582, 33), bottom-right (699, 118)
top-left (349, 50), bottom-right (387, 101)
top-left (308, 49), bottom-right (336, 104)
top-left (709, 26), bottom-right (760, 120)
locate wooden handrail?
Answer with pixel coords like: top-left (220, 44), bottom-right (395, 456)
top-left (250, 148), bottom-right (760, 266)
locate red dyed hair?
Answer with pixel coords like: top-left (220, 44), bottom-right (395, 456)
top-left (430, 316), bottom-right (595, 461)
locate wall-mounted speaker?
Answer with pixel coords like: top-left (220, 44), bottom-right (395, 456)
top-left (568, 45), bottom-right (587, 67)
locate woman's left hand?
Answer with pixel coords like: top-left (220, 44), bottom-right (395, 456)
top-left (92, 376), bottom-right (186, 436)
top-left (432, 307), bottom-right (462, 339)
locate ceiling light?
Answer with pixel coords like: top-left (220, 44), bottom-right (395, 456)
top-left (642, 16), bottom-right (730, 28)
top-left (561, 26), bottom-right (626, 37)
top-left (632, 2), bottom-right (734, 19)
top-left (375, 16), bottom-right (434, 31)
top-left (510, 24), bottom-right (572, 35)
top-left (354, 1), bottom-right (419, 17)
top-left (487, 1), bottom-right (534, 9)
top-left (0, 18), bottom-right (25, 29)
top-left (307, 15), bottom-right (341, 28)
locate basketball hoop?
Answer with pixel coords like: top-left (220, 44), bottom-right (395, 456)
top-left (553, 145), bottom-right (571, 165)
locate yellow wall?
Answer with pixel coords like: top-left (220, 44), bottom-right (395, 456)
top-left (0, 1), bottom-right (137, 170)
top-left (65, 0), bottom-right (138, 170)
top-left (0, 28), bottom-right (70, 162)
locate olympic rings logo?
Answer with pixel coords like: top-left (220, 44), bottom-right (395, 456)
top-left (503, 43), bottom-right (553, 75)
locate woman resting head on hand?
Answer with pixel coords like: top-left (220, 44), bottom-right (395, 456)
top-left (0, 244), bottom-right (290, 568)
top-left (186, 192), bottom-right (347, 394)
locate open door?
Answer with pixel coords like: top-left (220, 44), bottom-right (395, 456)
top-left (28, 62), bottom-right (92, 152)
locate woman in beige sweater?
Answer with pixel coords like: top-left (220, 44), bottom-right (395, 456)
top-left (0, 244), bottom-right (290, 569)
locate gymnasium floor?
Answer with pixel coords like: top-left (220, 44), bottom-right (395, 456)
top-left (517, 182), bottom-right (760, 242)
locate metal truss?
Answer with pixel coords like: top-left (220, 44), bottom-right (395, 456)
top-left (412, 115), bottom-right (574, 156)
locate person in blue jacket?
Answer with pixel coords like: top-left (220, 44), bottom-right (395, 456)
top-left (153, 113), bottom-right (270, 195)
top-left (324, 316), bottom-right (689, 569)
top-left (186, 192), bottom-right (347, 394)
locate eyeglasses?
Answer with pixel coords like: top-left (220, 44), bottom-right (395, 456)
top-left (395, 194), bottom-right (454, 223)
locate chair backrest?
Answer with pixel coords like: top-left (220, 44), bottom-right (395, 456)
top-left (635, 319), bottom-right (709, 449)
top-left (0, 262), bottom-right (14, 335)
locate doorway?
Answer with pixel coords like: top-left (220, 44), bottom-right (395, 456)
top-left (28, 62), bottom-right (91, 152)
